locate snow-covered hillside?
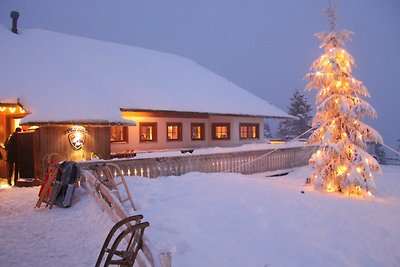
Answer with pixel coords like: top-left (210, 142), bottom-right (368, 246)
top-left (1, 165), bottom-right (399, 266)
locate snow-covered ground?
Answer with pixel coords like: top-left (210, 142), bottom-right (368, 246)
top-left (0, 187), bottom-right (114, 267)
top-left (1, 165), bottom-right (399, 267)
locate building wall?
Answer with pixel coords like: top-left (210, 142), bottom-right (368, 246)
top-left (209, 115), bottom-right (263, 147)
top-left (34, 125), bottom-right (111, 179)
top-left (111, 113), bottom-right (264, 153)
top-left (36, 125), bottom-right (111, 161)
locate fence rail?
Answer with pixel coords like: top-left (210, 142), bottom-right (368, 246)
top-left (377, 157), bottom-right (400, 166)
top-left (79, 146), bottom-right (316, 178)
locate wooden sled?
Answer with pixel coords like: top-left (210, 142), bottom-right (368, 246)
top-left (36, 153), bottom-right (62, 208)
top-left (96, 215), bottom-right (149, 267)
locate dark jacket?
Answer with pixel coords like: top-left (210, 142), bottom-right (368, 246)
top-left (4, 133), bottom-right (18, 162)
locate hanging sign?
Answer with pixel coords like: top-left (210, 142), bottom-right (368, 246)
top-left (66, 126), bottom-right (88, 150)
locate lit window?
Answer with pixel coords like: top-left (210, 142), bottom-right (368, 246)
top-left (239, 123), bottom-right (259, 139)
top-left (110, 126), bottom-right (128, 143)
top-left (212, 123), bottom-right (230, 140)
top-left (191, 123), bottom-right (205, 140)
top-left (167, 123), bottom-right (182, 141)
top-left (140, 122), bottom-right (157, 142)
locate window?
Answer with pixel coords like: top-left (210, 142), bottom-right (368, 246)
top-left (239, 123), bottom-right (259, 139)
top-left (139, 122), bottom-right (157, 142)
top-left (191, 123), bottom-right (205, 140)
top-left (212, 123), bottom-right (230, 140)
top-left (110, 126), bottom-right (128, 142)
top-left (167, 123), bottom-right (182, 141)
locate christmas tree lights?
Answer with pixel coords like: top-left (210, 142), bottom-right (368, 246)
top-left (305, 6), bottom-right (383, 196)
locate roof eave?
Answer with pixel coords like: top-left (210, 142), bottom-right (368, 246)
top-left (20, 120), bottom-right (136, 127)
top-left (120, 108), bottom-right (293, 119)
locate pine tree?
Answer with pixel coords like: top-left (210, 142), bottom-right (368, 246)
top-left (304, 5), bottom-right (383, 195)
top-left (277, 89), bottom-right (312, 140)
top-left (263, 120), bottom-right (272, 139)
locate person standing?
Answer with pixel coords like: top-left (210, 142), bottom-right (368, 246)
top-left (4, 127), bottom-right (21, 186)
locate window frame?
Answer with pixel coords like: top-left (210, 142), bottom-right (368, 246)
top-left (211, 123), bottom-right (230, 140)
top-left (166, 122), bottom-right (183, 141)
top-left (139, 122), bottom-right (157, 142)
top-left (239, 123), bottom-right (260, 139)
top-left (110, 125), bottom-right (129, 143)
top-left (191, 123), bottom-right (205, 141)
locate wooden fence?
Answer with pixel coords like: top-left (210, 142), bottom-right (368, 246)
top-left (378, 157), bottom-right (400, 166)
top-left (79, 146), bottom-right (316, 178)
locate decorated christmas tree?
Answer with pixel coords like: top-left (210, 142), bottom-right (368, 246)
top-left (304, 5), bottom-right (383, 196)
top-left (277, 89), bottom-right (312, 140)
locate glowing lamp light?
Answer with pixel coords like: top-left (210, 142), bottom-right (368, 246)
top-left (8, 107), bottom-right (16, 113)
top-left (269, 140), bottom-right (286, 144)
top-left (336, 165), bottom-right (348, 176)
top-left (0, 184), bottom-right (11, 189)
top-left (0, 107), bottom-right (5, 112)
top-left (327, 183), bottom-right (335, 192)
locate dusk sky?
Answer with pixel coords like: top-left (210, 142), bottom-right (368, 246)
top-left (1, 0), bottom-right (399, 149)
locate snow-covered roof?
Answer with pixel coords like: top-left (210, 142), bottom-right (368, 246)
top-left (0, 25), bottom-right (291, 125)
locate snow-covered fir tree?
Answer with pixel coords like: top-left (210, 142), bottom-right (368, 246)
top-left (264, 120), bottom-right (272, 139)
top-left (304, 5), bottom-right (383, 195)
top-left (277, 89), bottom-right (312, 140)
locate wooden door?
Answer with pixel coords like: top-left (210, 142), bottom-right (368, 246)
top-left (17, 132), bottom-right (35, 179)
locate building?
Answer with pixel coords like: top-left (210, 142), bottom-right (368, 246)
top-left (0, 23), bottom-right (291, 180)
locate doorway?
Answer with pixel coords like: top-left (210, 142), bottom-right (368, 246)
top-left (0, 103), bottom-right (30, 180)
